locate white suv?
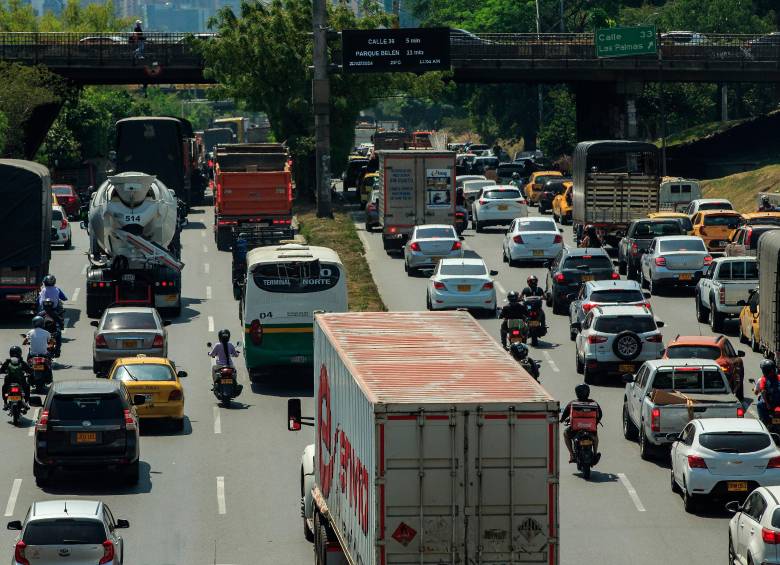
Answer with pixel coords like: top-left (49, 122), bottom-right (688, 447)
top-left (471, 185), bottom-right (528, 232)
top-left (574, 304), bottom-right (664, 385)
top-left (728, 486), bottom-right (780, 565)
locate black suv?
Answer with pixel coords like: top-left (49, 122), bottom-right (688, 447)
top-left (545, 247), bottom-right (618, 315)
top-left (617, 219), bottom-right (685, 280)
top-left (33, 380), bottom-right (144, 487)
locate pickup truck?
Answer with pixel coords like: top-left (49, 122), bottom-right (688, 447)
top-left (622, 359), bottom-right (744, 460)
top-left (694, 256), bottom-right (758, 332)
top-left (617, 218), bottom-right (686, 280)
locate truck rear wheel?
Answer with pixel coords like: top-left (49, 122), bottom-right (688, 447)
top-left (313, 512), bottom-right (331, 565)
top-left (86, 292), bottom-right (102, 319)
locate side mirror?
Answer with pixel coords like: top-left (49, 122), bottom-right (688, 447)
top-left (656, 320), bottom-right (665, 328)
top-left (459, 236), bottom-right (465, 241)
top-left (29, 397), bottom-right (42, 407)
top-left (725, 500), bottom-right (742, 514)
top-left (177, 371), bottom-right (188, 378)
top-left (749, 378), bottom-right (756, 385)
top-left (643, 291), bottom-right (652, 299)
top-left (132, 394), bottom-right (146, 406)
top-left (737, 300), bottom-right (747, 306)
top-left (163, 321), bottom-right (172, 327)
top-left (235, 341), bottom-right (242, 347)
top-left (571, 321), bottom-right (581, 331)
top-left (544, 261), bottom-right (552, 269)
top-left (90, 321), bottom-right (99, 327)
top-left (566, 293), bottom-right (577, 301)
top-left (6, 520), bottom-right (22, 530)
top-left (738, 350), bottom-right (746, 358)
top-left (489, 270), bottom-right (499, 277)
top-left (288, 398), bottom-right (302, 431)
top-left (115, 519), bottom-right (130, 529)
top-left (622, 373), bottom-right (635, 384)
top-left (559, 228), bottom-right (564, 233)
top-left (206, 342), bottom-right (212, 348)
top-left (665, 432), bottom-right (681, 442)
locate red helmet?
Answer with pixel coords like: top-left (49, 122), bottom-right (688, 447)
top-left (527, 275), bottom-right (538, 286)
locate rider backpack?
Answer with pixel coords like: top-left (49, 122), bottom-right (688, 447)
top-left (570, 402), bottom-right (599, 432)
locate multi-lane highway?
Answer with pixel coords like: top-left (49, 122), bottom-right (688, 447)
top-left (0, 199), bottom-right (763, 564)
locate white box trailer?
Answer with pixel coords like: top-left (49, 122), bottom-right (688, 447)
top-left (309, 311), bottom-right (559, 565)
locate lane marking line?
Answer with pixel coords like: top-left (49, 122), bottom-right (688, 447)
top-left (213, 406), bottom-right (221, 434)
top-left (542, 350), bottom-right (560, 373)
top-left (216, 476), bottom-right (226, 514)
top-left (71, 288), bottom-right (80, 302)
top-left (495, 281), bottom-right (507, 297)
top-left (206, 286), bottom-right (212, 300)
top-left (81, 265), bottom-right (88, 275)
top-left (4, 479), bottom-right (21, 516)
top-left (618, 473), bottom-right (646, 512)
top-left (204, 263), bottom-right (210, 274)
top-left (203, 244), bottom-right (208, 253)
top-left (201, 231), bottom-right (205, 238)
top-left (28, 409), bottom-right (39, 437)
top-left (356, 227), bottom-right (371, 252)
top-left (208, 316), bottom-right (214, 332)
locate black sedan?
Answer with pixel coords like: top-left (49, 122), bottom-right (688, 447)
top-left (545, 247), bottom-right (618, 315)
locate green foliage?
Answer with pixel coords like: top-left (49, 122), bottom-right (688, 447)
top-left (0, 0), bottom-right (130, 32)
top-left (538, 87), bottom-right (576, 157)
top-left (660, 0), bottom-right (772, 34)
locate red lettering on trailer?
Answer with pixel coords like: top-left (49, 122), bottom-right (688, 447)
top-left (317, 364), bottom-right (334, 497)
top-left (335, 427), bottom-right (369, 534)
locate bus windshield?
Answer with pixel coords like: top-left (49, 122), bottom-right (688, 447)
top-left (251, 261), bottom-right (341, 293)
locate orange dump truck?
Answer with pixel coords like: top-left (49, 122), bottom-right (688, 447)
top-left (213, 143), bottom-right (293, 251)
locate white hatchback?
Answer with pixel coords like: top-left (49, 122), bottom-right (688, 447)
top-left (51, 205), bottom-right (72, 249)
top-left (728, 486), bottom-right (780, 565)
top-left (502, 216), bottom-right (562, 265)
top-left (472, 186), bottom-right (528, 232)
top-left (403, 224), bottom-right (462, 276)
top-left (427, 258), bottom-right (497, 314)
top-left (670, 418), bottom-right (780, 514)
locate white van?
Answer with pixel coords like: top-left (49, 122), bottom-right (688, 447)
top-left (659, 177), bottom-right (701, 212)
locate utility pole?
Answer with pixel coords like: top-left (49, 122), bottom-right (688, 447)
top-left (312, 0), bottom-right (332, 218)
top-left (535, 0), bottom-right (543, 132)
top-left (559, 0), bottom-right (564, 32)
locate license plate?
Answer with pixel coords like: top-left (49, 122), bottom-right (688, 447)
top-left (728, 481), bottom-right (748, 492)
top-left (290, 355), bottom-right (307, 364)
top-left (76, 432), bottom-right (97, 444)
top-left (122, 274), bottom-right (135, 282)
top-left (498, 204), bottom-right (508, 211)
top-left (579, 439), bottom-right (593, 446)
top-left (528, 320), bottom-right (541, 327)
top-left (7, 395), bottom-right (20, 402)
top-left (144, 394), bottom-right (154, 402)
top-left (221, 379), bottom-right (234, 384)
top-left (619, 364), bottom-right (635, 372)
top-left (533, 250), bottom-right (544, 256)
top-left (772, 417), bottom-right (780, 425)
top-left (123, 340), bottom-right (138, 349)
top-left (679, 273), bottom-right (692, 281)
top-left (457, 285), bottom-right (471, 292)
top-left (33, 364), bottom-right (43, 371)
top-left (581, 275), bottom-right (594, 281)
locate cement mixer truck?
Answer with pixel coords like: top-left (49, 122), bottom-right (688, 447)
top-left (83, 172), bottom-right (184, 318)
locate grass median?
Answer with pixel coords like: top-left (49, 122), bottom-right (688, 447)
top-left (296, 201), bottom-right (386, 312)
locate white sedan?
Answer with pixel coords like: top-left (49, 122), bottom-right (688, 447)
top-left (502, 216), bottom-right (562, 265)
top-left (471, 185), bottom-right (528, 232)
top-left (427, 258), bottom-right (497, 314)
top-left (670, 418), bottom-right (780, 513)
top-left (51, 205), bottom-right (72, 249)
top-left (403, 224), bottom-right (462, 276)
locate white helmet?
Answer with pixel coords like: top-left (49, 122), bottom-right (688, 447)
top-left (136, 19), bottom-right (142, 24)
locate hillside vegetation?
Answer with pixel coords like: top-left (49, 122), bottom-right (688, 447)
top-left (701, 164), bottom-right (780, 213)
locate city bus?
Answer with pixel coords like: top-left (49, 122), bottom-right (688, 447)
top-left (241, 244), bottom-right (348, 378)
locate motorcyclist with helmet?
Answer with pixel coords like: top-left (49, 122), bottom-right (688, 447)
top-left (560, 383), bottom-right (603, 464)
top-left (521, 275), bottom-right (545, 298)
top-left (24, 316), bottom-right (52, 359)
top-left (509, 172), bottom-right (523, 190)
top-left (209, 329), bottom-right (240, 385)
top-left (37, 298), bottom-right (62, 357)
top-left (759, 196), bottom-right (776, 212)
top-left (1, 346), bottom-right (31, 410)
top-left (37, 275), bottom-right (67, 319)
top-left (755, 359), bottom-right (780, 426)
top-left (579, 225), bottom-right (602, 248)
top-left (500, 291), bottom-right (528, 349)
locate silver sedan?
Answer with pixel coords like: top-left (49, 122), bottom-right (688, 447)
top-left (92, 307), bottom-right (170, 374)
top-left (404, 224), bottom-right (463, 276)
top-left (639, 235), bottom-right (711, 295)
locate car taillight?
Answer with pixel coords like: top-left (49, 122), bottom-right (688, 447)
top-left (587, 335), bottom-right (607, 344)
top-left (511, 329), bottom-right (521, 336)
top-left (646, 334), bottom-right (663, 342)
top-left (433, 281), bottom-right (446, 290)
top-left (59, 219), bottom-right (68, 230)
top-left (687, 455), bottom-right (707, 469)
top-left (95, 334), bottom-right (107, 348)
top-left (123, 409), bottom-right (137, 431)
top-left (553, 234), bottom-right (562, 244)
top-left (719, 287), bottom-right (726, 304)
top-left (737, 406), bottom-right (745, 418)
top-left (249, 318), bottom-right (263, 346)
top-left (99, 540), bottom-right (115, 564)
top-left (745, 229), bottom-right (753, 247)
top-left (152, 334), bottom-right (164, 348)
top-left (611, 272), bottom-right (620, 280)
top-left (704, 255), bottom-right (713, 266)
top-left (651, 407), bottom-right (661, 432)
top-left (554, 273), bottom-right (565, 283)
top-left (768, 456), bottom-right (780, 469)
top-left (630, 242), bottom-right (638, 255)
top-left (529, 309), bottom-right (537, 319)
top-left (655, 257), bottom-right (666, 266)
top-left (451, 241), bottom-right (462, 251)
top-left (410, 242), bottom-right (421, 252)
top-left (763, 528), bottom-right (780, 544)
top-left (9, 386), bottom-right (20, 393)
top-left (513, 235), bottom-right (524, 244)
top-left (36, 409), bottom-right (49, 432)
top-left (14, 541), bottom-right (29, 565)
top-left (482, 282), bottom-right (493, 290)
top-left (582, 302), bottom-right (595, 313)
top-left (642, 301), bottom-right (652, 309)
top-left (516, 198), bottom-right (527, 205)
top-left (168, 389), bottom-right (183, 402)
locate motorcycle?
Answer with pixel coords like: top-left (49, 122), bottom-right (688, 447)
top-left (39, 315), bottom-right (62, 358)
top-left (505, 318), bottom-right (528, 346)
top-left (454, 208), bottom-right (468, 236)
top-left (509, 342), bottom-right (541, 381)
top-left (749, 378), bottom-right (780, 432)
top-left (4, 385), bottom-right (27, 426)
top-left (208, 342), bottom-right (243, 407)
top-left (523, 296), bottom-right (547, 346)
top-left (564, 402), bottom-right (601, 480)
top-left (21, 334), bottom-right (54, 394)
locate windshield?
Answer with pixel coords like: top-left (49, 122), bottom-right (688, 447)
top-left (52, 186), bottom-right (73, 196)
top-left (665, 345), bottom-right (721, 360)
top-left (252, 260), bottom-right (341, 294)
top-left (699, 432), bottom-right (770, 453)
top-left (659, 239), bottom-right (707, 252)
top-left (103, 312), bottom-right (157, 330)
top-left (416, 227), bottom-right (455, 239)
top-left (590, 289), bottom-right (644, 303)
top-left (440, 263), bottom-right (487, 276)
top-left (24, 519), bottom-right (105, 545)
top-left (563, 255), bottom-right (613, 270)
top-left (747, 217), bottom-right (780, 227)
top-left (703, 215), bottom-right (741, 228)
top-left (49, 394), bottom-right (123, 421)
top-left (699, 202), bottom-right (733, 212)
top-left (652, 369), bottom-right (726, 391)
top-left (718, 261), bottom-right (758, 280)
top-left (51, 209), bottom-right (64, 221)
top-left (483, 189), bottom-right (521, 200)
top-left (113, 364), bottom-right (175, 382)
top-left (593, 315), bottom-right (656, 333)
top-left (633, 222), bottom-right (683, 237)
top-left (516, 220), bottom-right (557, 232)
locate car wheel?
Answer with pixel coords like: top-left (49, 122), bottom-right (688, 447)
top-left (314, 513), bottom-right (328, 565)
top-left (552, 211), bottom-right (559, 222)
top-left (710, 301), bottom-right (725, 332)
top-left (639, 425), bottom-right (653, 461)
top-left (562, 214), bottom-right (570, 226)
top-left (552, 296), bottom-right (566, 315)
top-left (426, 293), bottom-right (432, 311)
top-left (569, 327), bottom-right (577, 341)
top-left (124, 461), bottom-right (140, 486)
top-left (670, 467), bottom-right (681, 494)
top-left (172, 418), bottom-right (185, 432)
top-left (612, 331), bottom-right (642, 361)
top-left (583, 364), bottom-right (597, 385)
top-left (647, 275), bottom-right (657, 296)
top-left (622, 403), bottom-right (638, 440)
top-left (682, 479), bottom-right (697, 513)
top-left (695, 293), bottom-right (709, 323)
top-left (618, 260), bottom-right (627, 275)
top-left (502, 247), bottom-right (508, 263)
top-left (752, 331), bottom-right (760, 353)
top-left (627, 263), bottom-right (638, 281)
top-left (728, 533), bottom-right (736, 565)
top-left (739, 323), bottom-right (747, 344)
top-left (475, 220), bottom-right (484, 233)
top-left (33, 460), bottom-right (50, 486)
top-left (63, 238), bottom-right (72, 249)
top-left (575, 353), bottom-right (584, 374)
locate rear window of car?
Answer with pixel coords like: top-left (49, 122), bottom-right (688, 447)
top-left (659, 239), bottom-right (707, 252)
top-left (113, 364), bottom-right (174, 382)
top-left (563, 255), bottom-right (612, 270)
top-left (415, 227), bottom-right (455, 239)
top-left (665, 345), bottom-right (721, 360)
top-left (103, 312), bottom-right (157, 330)
top-left (703, 214), bottom-right (741, 228)
top-left (476, 157), bottom-right (499, 167)
top-left (440, 263), bottom-right (486, 276)
top-left (49, 394), bottom-right (123, 421)
top-left (533, 175), bottom-right (559, 185)
top-left (484, 189), bottom-right (521, 200)
top-left (718, 261), bottom-right (758, 280)
top-left (24, 519), bottom-right (105, 545)
top-left (699, 432), bottom-right (770, 453)
top-left (651, 369), bottom-right (726, 391)
top-left (51, 209), bottom-right (63, 221)
top-left (516, 220), bottom-right (557, 232)
top-left (593, 315), bottom-right (656, 333)
top-left (633, 222), bottom-right (683, 237)
top-left (699, 202), bottom-right (733, 212)
top-left (590, 289), bottom-right (644, 303)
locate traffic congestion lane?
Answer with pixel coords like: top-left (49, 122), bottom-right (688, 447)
top-left (356, 213), bottom-right (766, 565)
top-left (0, 205), bottom-right (314, 565)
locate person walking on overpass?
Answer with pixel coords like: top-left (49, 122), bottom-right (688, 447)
top-left (132, 20), bottom-right (145, 60)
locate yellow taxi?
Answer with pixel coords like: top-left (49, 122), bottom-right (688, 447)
top-left (552, 182), bottom-right (573, 224)
top-left (647, 211), bottom-right (694, 234)
top-left (107, 356), bottom-right (187, 431)
top-left (739, 288), bottom-right (760, 352)
top-left (359, 172), bottom-right (379, 207)
top-left (741, 211), bottom-right (780, 227)
top-left (524, 171), bottom-right (562, 204)
top-left (691, 209), bottom-right (743, 253)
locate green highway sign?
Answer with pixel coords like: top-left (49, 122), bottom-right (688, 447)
top-left (595, 25), bottom-right (657, 58)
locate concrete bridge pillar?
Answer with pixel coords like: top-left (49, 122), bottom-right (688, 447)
top-left (574, 82), bottom-right (643, 141)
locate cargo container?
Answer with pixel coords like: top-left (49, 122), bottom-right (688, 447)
top-left (758, 230), bottom-right (780, 358)
top-left (377, 150), bottom-right (456, 252)
top-left (292, 311), bottom-right (559, 565)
